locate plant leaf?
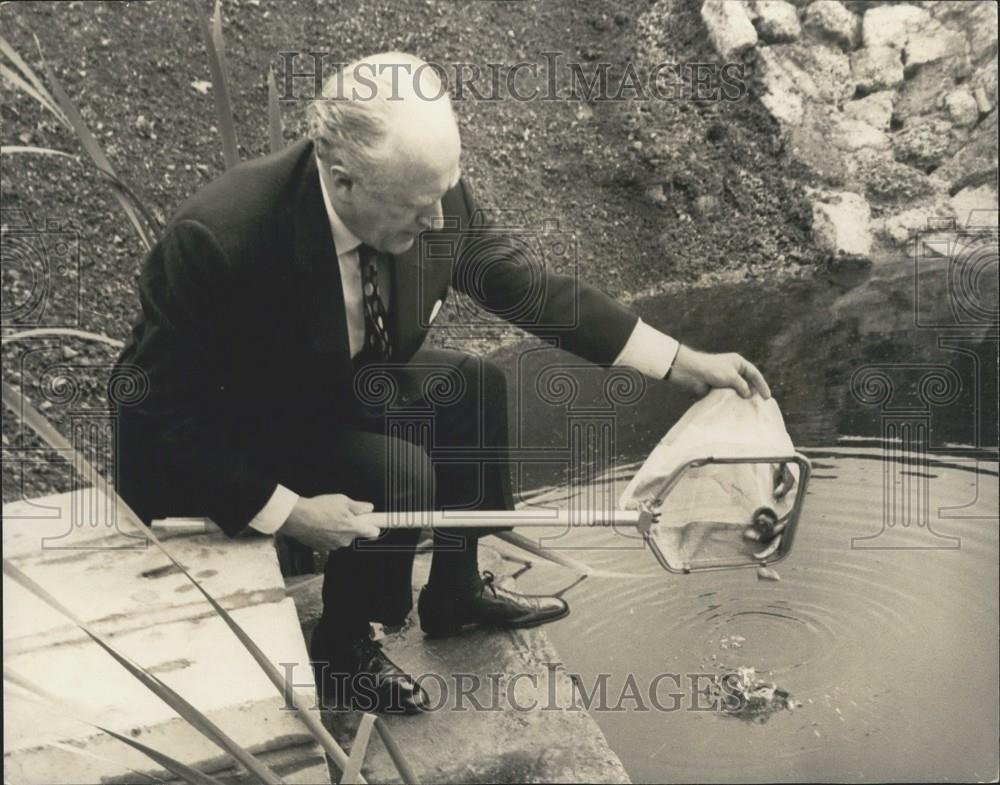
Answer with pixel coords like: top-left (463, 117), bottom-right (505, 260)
top-left (194, 0), bottom-right (239, 169)
top-left (340, 713), bottom-right (376, 784)
top-left (36, 55), bottom-right (155, 249)
top-left (0, 380), bottom-right (361, 782)
top-left (6, 669), bottom-right (222, 785)
top-left (373, 717), bottom-right (419, 785)
top-left (0, 144), bottom-right (76, 159)
top-left (0, 34), bottom-right (70, 126)
top-left (0, 61), bottom-right (68, 127)
top-left (96, 726), bottom-right (229, 785)
top-left (267, 65), bottom-right (283, 154)
top-left (2, 561), bottom-right (284, 785)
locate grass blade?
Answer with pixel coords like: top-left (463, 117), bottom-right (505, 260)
top-left (6, 670), bottom-right (223, 785)
top-left (267, 65), bottom-right (283, 154)
top-left (0, 144), bottom-right (76, 159)
top-left (373, 718), bottom-right (419, 785)
top-left (0, 327), bottom-right (125, 348)
top-left (96, 727), bottom-right (228, 785)
top-left (2, 561), bottom-right (285, 785)
top-left (194, 0), bottom-right (239, 169)
top-left (0, 61), bottom-right (68, 127)
top-left (0, 145), bottom-right (160, 242)
top-left (0, 34), bottom-right (68, 125)
top-left (36, 55), bottom-right (155, 250)
top-left (1, 380), bottom-right (361, 781)
top-left (49, 741), bottom-right (170, 785)
top-left (340, 713), bottom-right (376, 784)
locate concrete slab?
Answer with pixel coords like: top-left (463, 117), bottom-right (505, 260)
top-left (3, 491), bottom-right (330, 785)
top-left (295, 546), bottom-right (632, 784)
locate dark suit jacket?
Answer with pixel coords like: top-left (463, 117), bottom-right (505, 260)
top-left (114, 139), bottom-right (639, 535)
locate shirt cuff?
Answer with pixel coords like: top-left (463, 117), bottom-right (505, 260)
top-left (613, 319), bottom-right (681, 379)
top-left (248, 484), bottom-right (299, 534)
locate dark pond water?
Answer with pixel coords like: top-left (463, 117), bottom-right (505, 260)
top-left (488, 257), bottom-right (999, 782)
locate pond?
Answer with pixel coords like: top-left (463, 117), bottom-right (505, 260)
top-left (489, 255), bottom-right (999, 782)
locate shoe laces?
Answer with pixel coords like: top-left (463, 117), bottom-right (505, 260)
top-left (481, 570), bottom-right (498, 597)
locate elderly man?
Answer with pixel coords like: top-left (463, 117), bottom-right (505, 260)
top-left (113, 53), bottom-right (769, 714)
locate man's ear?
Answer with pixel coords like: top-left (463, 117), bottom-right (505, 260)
top-left (328, 165), bottom-right (355, 203)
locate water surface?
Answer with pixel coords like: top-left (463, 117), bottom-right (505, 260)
top-left (488, 258), bottom-right (998, 781)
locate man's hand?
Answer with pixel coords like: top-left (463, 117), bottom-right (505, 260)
top-left (668, 345), bottom-right (771, 400)
top-left (281, 494), bottom-right (380, 551)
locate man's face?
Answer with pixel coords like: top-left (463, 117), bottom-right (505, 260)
top-left (328, 111), bottom-right (462, 256)
top-left (350, 154), bottom-right (461, 255)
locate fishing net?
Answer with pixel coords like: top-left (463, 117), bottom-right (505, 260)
top-left (619, 389), bottom-right (801, 569)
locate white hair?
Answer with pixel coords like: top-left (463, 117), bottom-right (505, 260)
top-left (306, 52), bottom-right (451, 190)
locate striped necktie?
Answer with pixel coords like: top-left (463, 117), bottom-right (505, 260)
top-left (356, 243), bottom-right (392, 365)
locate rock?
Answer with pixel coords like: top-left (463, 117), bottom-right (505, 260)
top-left (875, 199), bottom-right (956, 246)
top-left (644, 184), bottom-right (667, 206)
top-left (811, 191), bottom-right (873, 257)
top-left (862, 3), bottom-right (931, 49)
top-left (788, 105), bottom-right (851, 182)
top-left (756, 42), bottom-right (855, 106)
top-left (950, 183), bottom-right (999, 228)
top-left (843, 90), bottom-right (895, 130)
top-left (695, 194), bottom-right (721, 216)
top-left (893, 117), bottom-right (958, 169)
top-left (965, 1), bottom-right (999, 64)
top-left (851, 45), bottom-right (904, 93)
top-left (761, 87), bottom-right (806, 128)
top-left (751, 0), bottom-right (802, 43)
top-left (847, 149), bottom-right (946, 205)
top-left (830, 116), bottom-right (891, 150)
top-left (904, 20), bottom-right (969, 71)
top-left (701, 0), bottom-right (759, 61)
top-left (934, 111), bottom-right (999, 191)
top-left (972, 56), bottom-right (998, 113)
top-left (943, 89), bottom-right (980, 127)
top-left (803, 0), bottom-right (861, 50)
top-left (973, 84), bottom-right (995, 115)
top-left (893, 59), bottom-right (961, 123)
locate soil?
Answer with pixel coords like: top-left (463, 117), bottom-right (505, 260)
top-left (1, 0), bottom-right (823, 502)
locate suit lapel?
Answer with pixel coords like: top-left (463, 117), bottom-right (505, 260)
top-left (292, 148), bottom-right (352, 372)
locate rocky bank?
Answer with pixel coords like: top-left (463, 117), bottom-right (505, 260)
top-left (700, 0), bottom-right (998, 259)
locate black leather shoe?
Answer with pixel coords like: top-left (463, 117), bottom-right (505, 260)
top-left (418, 571), bottom-right (570, 637)
top-left (311, 629), bottom-right (428, 715)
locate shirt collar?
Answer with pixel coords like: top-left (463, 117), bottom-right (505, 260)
top-left (316, 154), bottom-right (362, 256)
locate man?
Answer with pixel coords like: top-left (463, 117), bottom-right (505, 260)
top-left (113, 53), bottom-right (770, 715)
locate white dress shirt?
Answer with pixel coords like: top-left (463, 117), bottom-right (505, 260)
top-left (248, 166), bottom-right (681, 534)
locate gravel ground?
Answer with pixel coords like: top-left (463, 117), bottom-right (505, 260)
top-left (1, 0), bottom-right (823, 501)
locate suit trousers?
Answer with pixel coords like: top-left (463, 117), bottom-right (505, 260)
top-left (282, 349), bottom-right (514, 642)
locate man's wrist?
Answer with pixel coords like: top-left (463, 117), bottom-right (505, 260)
top-left (613, 319), bottom-right (681, 380)
top-left (248, 485), bottom-right (300, 534)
